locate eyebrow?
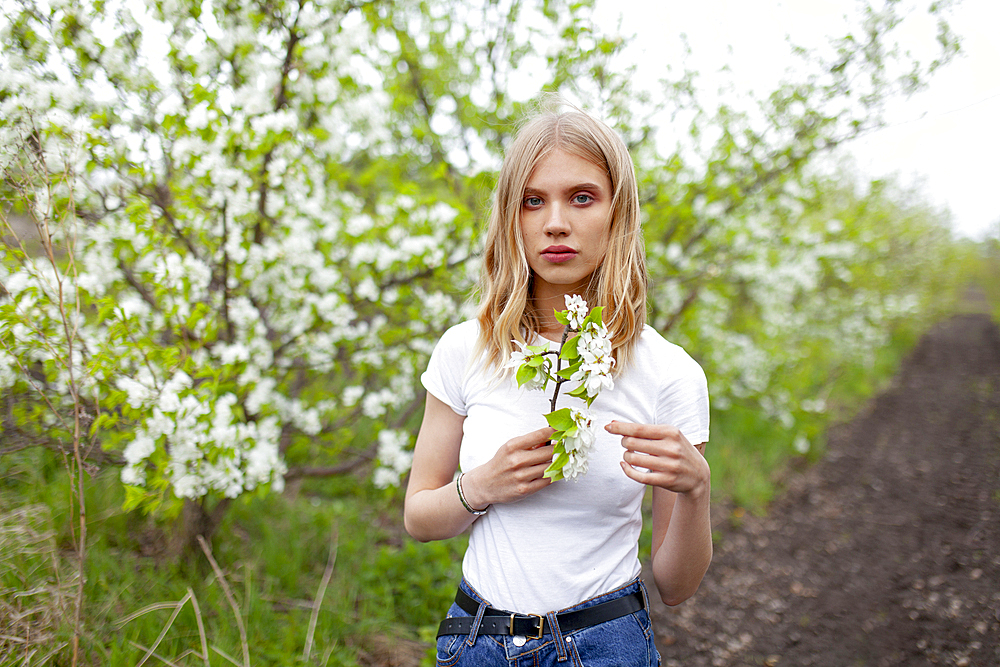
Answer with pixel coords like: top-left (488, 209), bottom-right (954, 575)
top-left (523, 183), bottom-right (606, 196)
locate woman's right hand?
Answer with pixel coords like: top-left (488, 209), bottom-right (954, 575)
top-left (405, 392), bottom-right (554, 542)
top-left (461, 427), bottom-right (556, 509)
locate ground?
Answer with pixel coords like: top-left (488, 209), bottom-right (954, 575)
top-left (648, 313), bottom-right (1000, 667)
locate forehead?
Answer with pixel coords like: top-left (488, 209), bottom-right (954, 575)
top-left (525, 149), bottom-right (610, 191)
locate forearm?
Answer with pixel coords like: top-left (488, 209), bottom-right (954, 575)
top-left (651, 485), bottom-right (713, 606)
top-left (404, 475), bottom-right (482, 542)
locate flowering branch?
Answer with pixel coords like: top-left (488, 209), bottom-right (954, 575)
top-left (507, 295), bottom-right (615, 481)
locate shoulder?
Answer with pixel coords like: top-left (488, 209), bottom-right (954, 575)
top-left (633, 326), bottom-right (710, 439)
top-left (429, 319), bottom-right (482, 366)
top-left (634, 325), bottom-right (706, 379)
top-left (435, 319), bottom-right (480, 350)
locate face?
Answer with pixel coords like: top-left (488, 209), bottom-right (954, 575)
top-left (519, 149), bottom-right (613, 303)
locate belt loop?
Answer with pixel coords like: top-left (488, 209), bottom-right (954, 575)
top-left (637, 577), bottom-right (650, 612)
top-left (466, 599), bottom-right (488, 647)
top-left (545, 611), bottom-right (569, 661)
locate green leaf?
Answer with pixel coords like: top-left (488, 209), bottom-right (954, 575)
top-left (584, 306), bottom-right (605, 328)
top-left (557, 362), bottom-right (579, 379)
top-left (545, 408), bottom-right (574, 431)
top-left (561, 333), bottom-right (580, 360)
top-left (516, 364), bottom-right (536, 388)
top-left (544, 451), bottom-right (569, 480)
top-left (526, 354), bottom-right (545, 367)
top-left (122, 485), bottom-right (148, 513)
top-left (554, 310), bottom-right (570, 326)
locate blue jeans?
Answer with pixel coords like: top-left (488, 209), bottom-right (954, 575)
top-left (435, 578), bottom-right (661, 666)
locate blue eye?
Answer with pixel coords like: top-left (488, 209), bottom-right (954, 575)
top-left (573, 194), bottom-right (593, 204)
top-left (524, 196), bottom-right (543, 208)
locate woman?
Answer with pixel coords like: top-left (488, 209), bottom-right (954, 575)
top-left (404, 105), bottom-right (712, 666)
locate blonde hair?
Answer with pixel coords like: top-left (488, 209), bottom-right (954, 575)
top-left (476, 105), bottom-right (648, 373)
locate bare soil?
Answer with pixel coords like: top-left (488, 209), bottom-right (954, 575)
top-left (647, 313), bottom-right (1000, 666)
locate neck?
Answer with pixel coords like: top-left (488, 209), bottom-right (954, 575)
top-left (528, 273), bottom-right (593, 335)
top-left (530, 288), bottom-right (587, 339)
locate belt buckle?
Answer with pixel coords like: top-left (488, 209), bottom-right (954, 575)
top-left (509, 613), bottom-right (545, 640)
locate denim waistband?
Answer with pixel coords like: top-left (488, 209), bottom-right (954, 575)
top-left (457, 576), bottom-right (648, 617)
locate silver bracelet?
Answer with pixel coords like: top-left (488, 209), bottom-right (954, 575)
top-left (457, 472), bottom-right (489, 516)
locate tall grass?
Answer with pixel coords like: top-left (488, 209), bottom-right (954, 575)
top-left (0, 458), bottom-right (464, 666)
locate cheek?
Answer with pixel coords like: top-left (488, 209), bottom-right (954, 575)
top-left (593, 223), bottom-right (613, 261)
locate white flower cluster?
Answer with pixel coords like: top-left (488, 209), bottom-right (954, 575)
top-left (561, 408), bottom-right (595, 480)
top-left (564, 294), bottom-right (589, 329)
top-left (505, 341), bottom-right (551, 391)
top-left (372, 429), bottom-right (414, 489)
top-left (571, 321), bottom-right (615, 398)
top-left (119, 374), bottom-right (287, 499)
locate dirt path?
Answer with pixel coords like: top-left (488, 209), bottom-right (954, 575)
top-left (648, 313), bottom-right (1000, 667)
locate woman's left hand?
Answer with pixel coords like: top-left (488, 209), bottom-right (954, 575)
top-left (605, 421), bottom-right (709, 497)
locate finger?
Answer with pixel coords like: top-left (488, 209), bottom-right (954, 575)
top-left (523, 445), bottom-right (556, 467)
top-left (620, 432), bottom-right (690, 460)
top-left (605, 420), bottom-right (684, 442)
top-left (620, 460), bottom-right (660, 485)
top-left (620, 435), bottom-right (663, 457)
top-left (511, 427), bottom-right (557, 449)
top-left (622, 449), bottom-right (669, 476)
top-left (525, 460), bottom-right (556, 482)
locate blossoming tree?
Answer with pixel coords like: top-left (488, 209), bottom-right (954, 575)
top-left (1, 0), bottom-right (963, 551)
top-left (0, 0), bottom-right (636, 550)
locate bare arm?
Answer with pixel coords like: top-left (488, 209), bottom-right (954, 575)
top-left (606, 421), bottom-right (712, 606)
top-left (403, 393), bottom-right (472, 542)
top-left (404, 392), bottom-right (556, 542)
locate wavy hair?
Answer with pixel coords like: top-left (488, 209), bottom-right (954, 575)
top-left (476, 105), bottom-right (648, 374)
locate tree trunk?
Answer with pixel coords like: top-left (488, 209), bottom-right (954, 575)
top-left (165, 498), bottom-right (231, 561)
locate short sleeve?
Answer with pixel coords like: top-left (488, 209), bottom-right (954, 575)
top-left (420, 321), bottom-right (477, 416)
top-left (656, 352), bottom-right (710, 446)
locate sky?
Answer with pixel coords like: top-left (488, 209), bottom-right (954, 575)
top-left (592, 0), bottom-right (1000, 239)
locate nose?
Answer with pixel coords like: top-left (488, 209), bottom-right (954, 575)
top-left (542, 202), bottom-right (570, 236)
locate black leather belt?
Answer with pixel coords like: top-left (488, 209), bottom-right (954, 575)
top-left (436, 587), bottom-right (645, 639)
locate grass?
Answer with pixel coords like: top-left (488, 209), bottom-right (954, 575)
top-left (0, 457), bottom-right (465, 666)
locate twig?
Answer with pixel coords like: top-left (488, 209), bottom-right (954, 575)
top-left (548, 325), bottom-right (572, 412)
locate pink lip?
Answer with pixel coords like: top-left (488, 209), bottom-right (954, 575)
top-left (541, 246), bottom-right (577, 264)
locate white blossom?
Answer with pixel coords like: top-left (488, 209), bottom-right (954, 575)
top-left (123, 434), bottom-right (156, 465)
top-left (562, 408), bottom-right (596, 457)
top-left (341, 385), bottom-right (364, 407)
top-left (562, 449), bottom-right (589, 480)
top-left (564, 293), bottom-right (588, 329)
top-left (505, 341), bottom-right (551, 391)
top-left (373, 429), bottom-right (413, 489)
top-left (118, 376), bottom-right (155, 410)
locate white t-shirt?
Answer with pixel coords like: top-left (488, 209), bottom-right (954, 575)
top-left (421, 319), bottom-right (710, 614)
